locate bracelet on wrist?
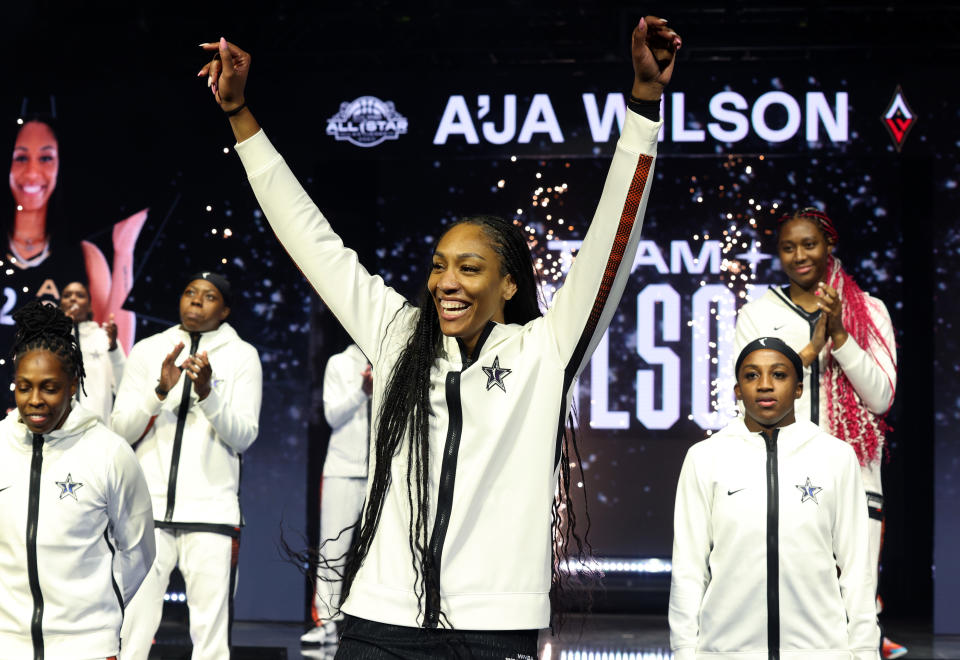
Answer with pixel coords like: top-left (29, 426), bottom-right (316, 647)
top-left (628, 95), bottom-right (662, 106)
top-left (155, 384), bottom-right (169, 398)
top-left (224, 102), bottom-right (247, 117)
top-left (627, 95), bottom-right (662, 122)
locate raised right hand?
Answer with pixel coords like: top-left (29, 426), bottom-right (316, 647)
top-left (631, 16), bottom-right (681, 100)
top-left (198, 38), bottom-right (251, 113)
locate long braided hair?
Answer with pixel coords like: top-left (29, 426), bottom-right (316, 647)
top-left (11, 299), bottom-right (86, 395)
top-left (336, 214), bottom-right (589, 627)
top-left (779, 208), bottom-right (896, 464)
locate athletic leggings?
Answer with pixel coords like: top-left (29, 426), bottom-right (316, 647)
top-left (336, 615), bottom-right (539, 660)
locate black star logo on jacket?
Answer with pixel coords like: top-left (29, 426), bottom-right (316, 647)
top-left (482, 356), bottom-right (512, 392)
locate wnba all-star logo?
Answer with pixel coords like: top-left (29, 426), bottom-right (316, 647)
top-left (881, 86), bottom-right (915, 152)
top-left (326, 96), bottom-right (409, 148)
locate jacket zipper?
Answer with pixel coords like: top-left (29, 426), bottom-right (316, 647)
top-left (423, 324), bottom-right (495, 628)
top-left (764, 429), bottom-right (780, 660)
top-left (424, 370), bottom-right (463, 628)
top-left (164, 332), bottom-right (201, 522)
top-left (27, 433), bottom-right (45, 660)
top-left (807, 318), bottom-right (820, 425)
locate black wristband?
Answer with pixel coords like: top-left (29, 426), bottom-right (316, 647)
top-left (627, 95), bottom-right (662, 122)
top-left (224, 102), bottom-right (247, 117)
top-left (155, 384), bottom-right (169, 398)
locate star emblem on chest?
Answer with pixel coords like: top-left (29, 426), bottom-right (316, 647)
top-left (481, 356), bottom-right (512, 393)
top-left (795, 477), bottom-right (822, 505)
top-left (55, 473), bottom-right (84, 501)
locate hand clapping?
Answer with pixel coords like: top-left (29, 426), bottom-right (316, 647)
top-left (815, 281), bottom-right (848, 348)
top-left (183, 351), bottom-right (213, 401)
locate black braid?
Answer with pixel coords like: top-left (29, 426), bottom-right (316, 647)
top-left (11, 299), bottom-right (86, 395)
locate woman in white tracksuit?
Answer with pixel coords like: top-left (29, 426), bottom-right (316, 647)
top-left (61, 281), bottom-right (126, 427)
top-left (301, 344), bottom-right (372, 646)
top-left (198, 16), bottom-right (680, 658)
top-left (669, 337), bottom-right (880, 660)
top-left (0, 300), bottom-right (155, 660)
top-left (734, 208), bottom-right (898, 652)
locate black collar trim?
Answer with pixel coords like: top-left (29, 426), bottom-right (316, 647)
top-left (456, 321), bottom-right (497, 368)
top-left (771, 285), bottom-right (821, 322)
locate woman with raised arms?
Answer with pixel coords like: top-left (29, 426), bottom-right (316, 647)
top-left (199, 16), bottom-right (680, 658)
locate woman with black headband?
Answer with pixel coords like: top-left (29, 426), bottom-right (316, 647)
top-left (669, 337), bottom-right (880, 660)
top-left (734, 207), bottom-right (899, 657)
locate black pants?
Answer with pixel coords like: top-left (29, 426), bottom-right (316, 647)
top-left (335, 615), bottom-right (539, 660)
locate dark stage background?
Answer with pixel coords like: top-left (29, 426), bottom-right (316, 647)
top-left (5, 1), bottom-right (957, 631)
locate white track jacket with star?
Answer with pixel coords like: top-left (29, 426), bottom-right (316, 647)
top-left (0, 406), bottom-right (155, 659)
top-left (111, 322), bottom-right (262, 527)
top-left (669, 418), bottom-right (880, 660)
top-left (734, 286), bottom-right (897, 494)
top-left (235, 108), bottom-right (660, 629)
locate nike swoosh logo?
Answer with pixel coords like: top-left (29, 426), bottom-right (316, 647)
top-left (773, 325), bottom-right (786, 331)
top-left (0, 486), bottom-right (10, 494)
top-left (727, 488), bottom-right (745, 496)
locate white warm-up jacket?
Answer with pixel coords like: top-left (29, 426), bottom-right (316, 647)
top-left (110, 322), bottom-right (262, 528)
top-left (734, 286), bottom-right (897, 493)
top-left (0, 406), bottom-right (155, 659)
top-left (322, 344), bottom-right (370, 479)
top-left (235, 108), bottom-right (660, 629)
top-left (669, 418), bottom-right (880, 660)
top-left (76, 320), bottom-right (125, 427)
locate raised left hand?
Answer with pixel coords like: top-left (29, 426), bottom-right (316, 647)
top-left (103, 313), bottom-right (119, 351)
top-left (631, 16), bottom-right (681, 100)
top-left (183, 350), bottom-right (214, 400)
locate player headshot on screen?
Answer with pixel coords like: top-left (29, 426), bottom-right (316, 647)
top-left (7, 116), bottom-right (147, 352)
top-left (733, 206), bottom-right (901, 657)
top-left (669, 337), bottom-right (880, 660)
top-left (199, 15), bottom-right (678, 658)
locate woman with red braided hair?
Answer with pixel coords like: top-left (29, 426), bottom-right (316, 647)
top-left (734, 207), bottom-right (902, 658)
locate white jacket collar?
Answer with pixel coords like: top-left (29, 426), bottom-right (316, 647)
top-left (2, 403), bottom-right (100, 450)
top-left (163, 321), bottom-right (239, 352)
top-left (718, 416), bottom-right (822, 454)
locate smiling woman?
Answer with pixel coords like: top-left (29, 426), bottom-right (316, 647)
top-left (200, 13), bottom-right (679, 657)
top-left (3, 115), bottom-right (148, 358)
top-left (428, 218), bottom-right (534, 355)
top-left (0, 299), bottom-right (154, 659)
